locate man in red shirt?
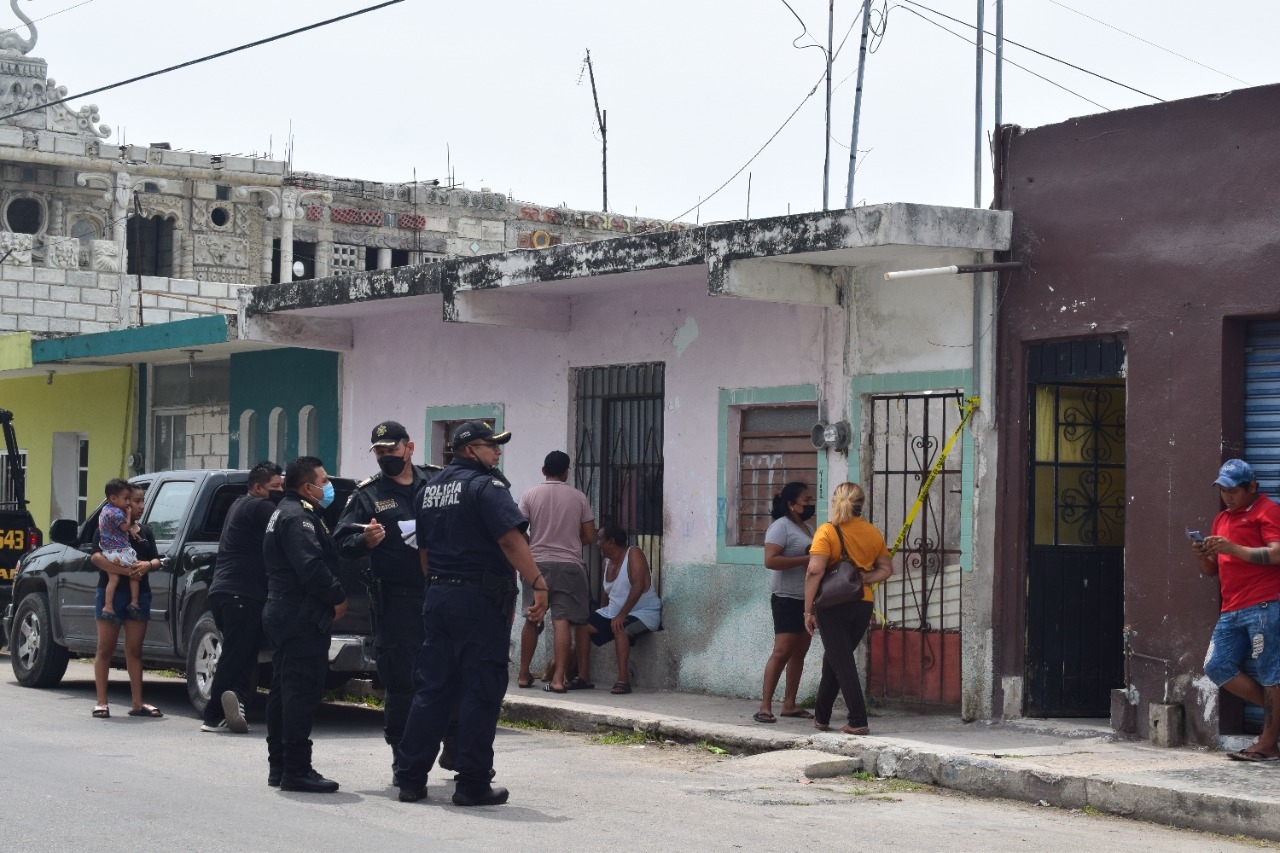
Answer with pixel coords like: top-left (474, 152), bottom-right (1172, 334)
top-left (1193, 459), bottom-right (1280, 761)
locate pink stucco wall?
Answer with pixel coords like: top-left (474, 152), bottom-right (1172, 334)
top-left (336, 269), bottom-right (832, 566)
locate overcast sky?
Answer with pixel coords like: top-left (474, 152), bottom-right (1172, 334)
top-left (23, 0), bottom-right (1280, 224)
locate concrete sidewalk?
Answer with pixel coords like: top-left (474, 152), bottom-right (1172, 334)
top-left (502, 678), bottom-right (1280, 842)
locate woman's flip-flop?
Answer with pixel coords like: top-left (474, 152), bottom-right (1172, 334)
top-left (753, 711), bottom-right (777, 724)
top-left (779, 709), bottom-right (814, 719)
top-left (127, 704), bottom-right (163, 718)
top-left (1227, 749), bottom-right (1280, 762)
top-left (516, 678), bottom-right (535, 688)
top-left (92, 705), bottom-right (110, 719)
top-left (543, 684), bottom-right (567, 694)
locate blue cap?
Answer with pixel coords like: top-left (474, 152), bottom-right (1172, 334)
top-left (1214, 459), bottom-right (1256, 488)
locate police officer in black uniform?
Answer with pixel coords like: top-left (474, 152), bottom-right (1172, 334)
top-left (395, 421), bottom-right (547, 806)
top-left (262, 455), bottom-right (348, 793)
top-left (335, 420), bottom-right (439, 783)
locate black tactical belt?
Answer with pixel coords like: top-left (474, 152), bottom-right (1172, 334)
top-left (428, 575), bottom-right (481, 588)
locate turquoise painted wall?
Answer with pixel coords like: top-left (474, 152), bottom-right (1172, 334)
top-left (229, 349), bottom-right (340, 469)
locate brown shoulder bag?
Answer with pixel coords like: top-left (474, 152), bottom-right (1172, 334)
top-left (813, 524), bottom-right (865, 609)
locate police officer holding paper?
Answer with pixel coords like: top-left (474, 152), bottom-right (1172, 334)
top-left (262, 456), bottom-right (348, 793)
top-left (395, 421), bottom-right (547, 806)
top-left (335, 420), bottom-right (438, 784)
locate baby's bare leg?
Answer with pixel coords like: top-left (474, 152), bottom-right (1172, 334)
top-left (129, 577), bottom-right (141, 607)
top-left (103, 573), bottom-right (119, 614)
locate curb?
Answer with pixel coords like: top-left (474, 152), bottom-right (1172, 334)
top-left (502, 695), bottom-right (1280, 841)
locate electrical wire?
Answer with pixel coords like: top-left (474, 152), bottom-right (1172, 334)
top-left (1042, 0), bottom-right (1250, 87)
top-left (776, 0), bottom-right (827, 56)
top-left (0, 0), bottom-right (99, 37)
top-left (893, 4), bottom-right (1110, 112)
top-left (0, 0), bottom-right (405, 122)
top-left (663, 5), bottom-right (868, 223)
top-left (900, 0), bottom-right (1161, 102)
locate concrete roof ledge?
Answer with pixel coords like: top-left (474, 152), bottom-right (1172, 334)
top-left (243, 204), bottom-right (1013, 325)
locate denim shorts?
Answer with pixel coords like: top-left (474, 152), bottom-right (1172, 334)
top-left (1204, 600), bottom-right (1280, 687)
top-left (94, 586), bottom-right (152, 622)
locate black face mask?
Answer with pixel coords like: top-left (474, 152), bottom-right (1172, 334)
top-left (267, 490), bottom-right (285, 504)
top-left (798, 505), bottom-right (816, 521)
top-left (377, 455), bottom-right (407, 477)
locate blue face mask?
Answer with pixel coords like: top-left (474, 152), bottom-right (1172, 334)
top-left (315, 481), bottom-right (335, 509)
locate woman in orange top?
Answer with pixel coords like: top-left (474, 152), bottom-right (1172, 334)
top-left (803, 482), bottom-right (894, 735)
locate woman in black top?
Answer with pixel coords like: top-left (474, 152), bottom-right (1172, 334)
top-left (92, 484), bottom-right (163, 718)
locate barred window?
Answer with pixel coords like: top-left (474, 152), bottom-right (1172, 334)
top-left (734, 405), bottom-right (819, 546)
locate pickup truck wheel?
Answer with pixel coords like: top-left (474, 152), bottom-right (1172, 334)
top-left (11, 592), bottom-right (70, 688)
top-left (185, 613), bottom-right (221, 716)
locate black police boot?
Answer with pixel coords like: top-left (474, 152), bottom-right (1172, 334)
top-left (281, 769), bottom-right (340, 793)
top-left (267, 764), bottom-right (283, 787)
top-left (398, 783), bottom-right (427, 803)
top-left (452, 785), bottom-right (509, 807)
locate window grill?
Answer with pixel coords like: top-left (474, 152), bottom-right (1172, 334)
top-left (574, 363), bottom-right (665, 595)
top-left (866, 392), bottom-right (964, 707)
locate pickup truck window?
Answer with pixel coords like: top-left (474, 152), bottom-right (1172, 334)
top-left (196, 484), bottom-right (249, 542)
top-left (147, 480), bottom-right (196, 542)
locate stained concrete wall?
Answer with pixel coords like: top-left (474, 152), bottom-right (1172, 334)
top-left (994, 83), bottom-right (1280, 743)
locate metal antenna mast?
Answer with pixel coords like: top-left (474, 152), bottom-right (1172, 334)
top-left (584, 49), bottom-right (608, 212)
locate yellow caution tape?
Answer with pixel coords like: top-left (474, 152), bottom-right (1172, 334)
top-left (871, 395), bottom-right (980, 625)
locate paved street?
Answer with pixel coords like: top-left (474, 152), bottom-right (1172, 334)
top-left (0, 656), bottom-right (1271, 852)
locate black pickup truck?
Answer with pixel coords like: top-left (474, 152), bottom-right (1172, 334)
top-left (0, 409), bottom-right (42, 649)
top-left (4, 469), bottom-right (375, 713)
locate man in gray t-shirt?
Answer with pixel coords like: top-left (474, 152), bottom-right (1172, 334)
top-left (516, 451), bottom-right (596, 693)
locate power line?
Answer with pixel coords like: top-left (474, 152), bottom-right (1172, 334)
top-left (900, 0), bottom-right (1161, 102)
top-left (0, 0), bottom-right (99, 38)
top-left (0, 0), bottom-right (405, 122)
top-left (1043, 0), bottom-right (1251, 87)
top-left (775, 0), bottom-right (827, 56)
top-left (665, 5), bottom-right (868, 223)
top-left (894, 4), bottom-right (1110, 112)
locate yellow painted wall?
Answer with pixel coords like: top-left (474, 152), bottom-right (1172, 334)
top-left (0, 368), bottom-right (134, 533)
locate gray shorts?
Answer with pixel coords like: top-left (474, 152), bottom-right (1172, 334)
top-left (521, 561), bottom-right (590, 625)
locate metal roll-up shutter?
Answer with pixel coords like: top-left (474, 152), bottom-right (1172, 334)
top-left (1245, 320), bottom-right (1280, 493)
top-left (1241, 321), bottom-right (1280, 732)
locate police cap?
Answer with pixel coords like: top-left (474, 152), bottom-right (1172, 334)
top-left (450, 420), bottom-right (511, 451)
top-left (370, 420), bottom-right (410, 450)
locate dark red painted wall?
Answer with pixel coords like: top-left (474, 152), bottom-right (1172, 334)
top-left (995, 84), bottom-right (1280, 744)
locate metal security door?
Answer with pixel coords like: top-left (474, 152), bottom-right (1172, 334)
top-left (1025, 339), bottom-right (1127, 717)
top-left (866, 393), bottom-right (964, 707)
top-left (1245, 321), bottom-right (1280, 493)
top-left (574, 364), bottom-right (665, 595)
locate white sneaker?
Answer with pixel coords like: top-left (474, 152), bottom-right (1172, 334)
top-left (200, 720), bottom-right (227, 733)
top-left (221, 690), bottom-right (249, 734)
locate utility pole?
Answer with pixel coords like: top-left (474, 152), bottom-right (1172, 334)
top-left (845, 0), bottom-right (872, 209)
top-left (974, 0), bottom-right (984, 208)
top-left (584, 49), bottom-right (608, 212)
top-left (994, 0), bottom-right (1004, 133)
top-left (822, 0), bottom-right (834, 210)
